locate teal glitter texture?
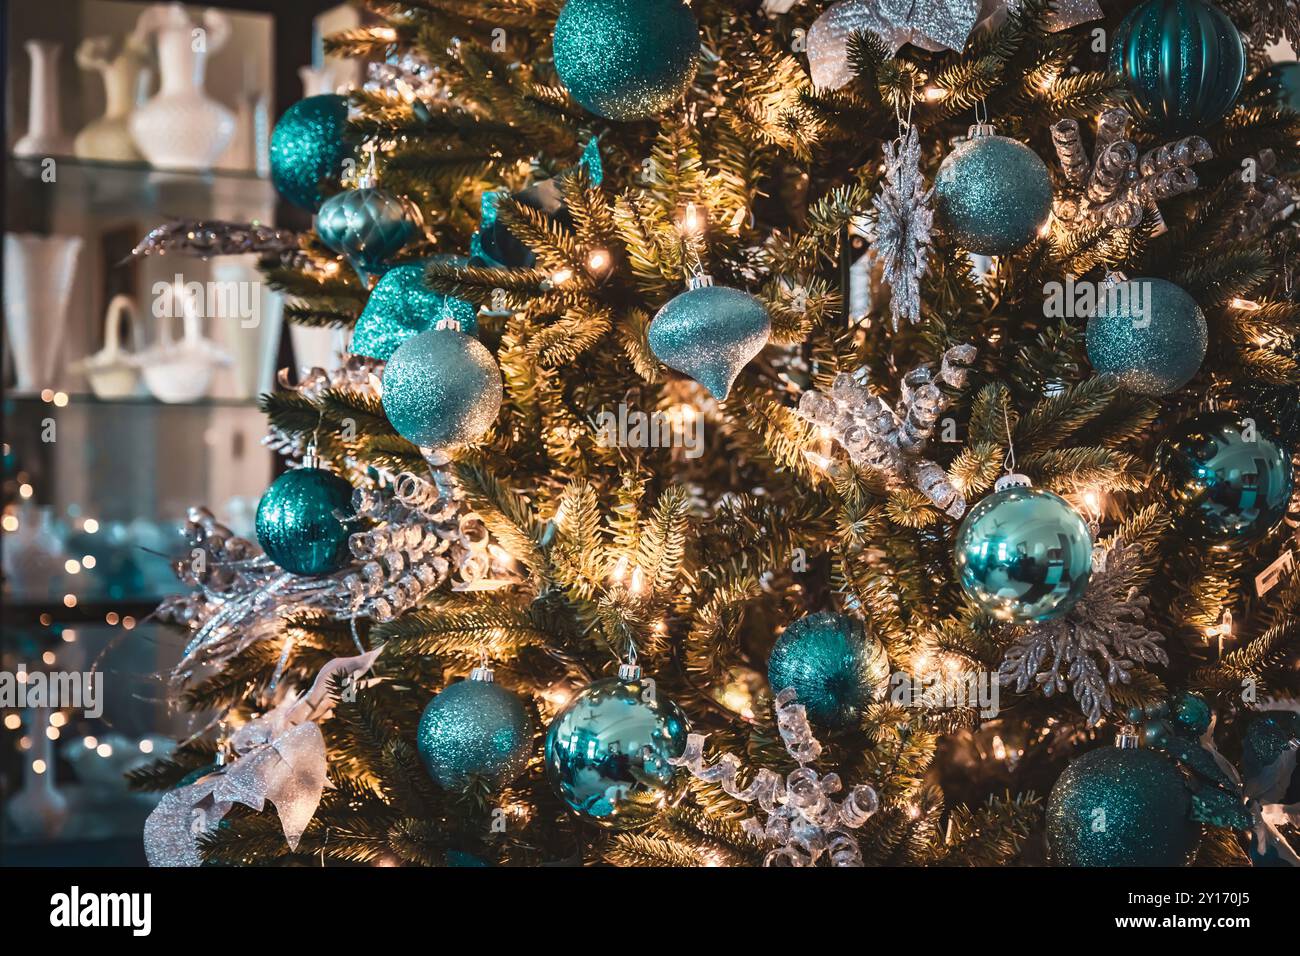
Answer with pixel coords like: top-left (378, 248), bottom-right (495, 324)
top-left (954, 486), bottom-right (1093, 623)
top-left (351, 257), bottom-right (478, 362)
top-left (381, 329), bottom-right (503, 449)
top-left (316, 187), bottom-right (422, 281)
top-left (545, 675), bottom-right (689, 829)
top-left (553, 0), bottom-right (700, 121)
top-left (417, 678), bottom-right (534, 789)
top-left (1112, 0), bottom-right (1245, 135)
top-left (269, 94), bottom-right (352, 211)
top-left (647, 285), bottom-right (771, 400)
top-left (933, 132), bottom-right (1053, 255)
top-left (1156, 411), bottom-right (1294, 545)
top-left (1047, 745), bottom-right (1201, 866)
top-left (1085, 277), bottom-right (1206, 396)
top-left (767, 611), bottom-right (890, 730)
top-left (255, 466), bottom-right (355, 576)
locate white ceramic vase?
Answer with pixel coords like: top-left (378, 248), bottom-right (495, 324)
top-left (128, 3), bottom-right (234, 171)
top-left (5, 710), bottom-right (68, 839)
top-left (74, 35), bottom-right (152, 163)
top-left (13, 41), bottom-right (75, 157)
top-left (3, 233), bottom-right (84, 393)
top-left (138, 295), bottom-right (232, 403)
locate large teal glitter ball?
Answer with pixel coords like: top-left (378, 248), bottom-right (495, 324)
top-left (351, 257), bottom-right (478, 362)
top-left (954, 484), bottom-right (1093, 623)
top-left (544, 675), bottom-right (689, 829)
top-left (255, 467), bottom-right (356, 576)
top-left (933, 131), bottom-right (1053, 256)
top-left (553, 0), bottom-right (700, 121)
top-left (381, 329), bottom-right (503, 448)
top-left (315, 187), bottom-right (422, 282)
top-left (1240, 711), bottom-right (1300, 786)
top-left (1086, 277), bottom-right (1207, 396)
top-left (767, 611), bottom-right (890, 730)
top-left (1047, 745), bottom-right (1201, 866)
top-left (1156, 411), bottom-right (1295, 545)
top-left (417, 678), bottom-right (534, 790)
top-left (648, 284), bottom-right (771, 400)
top-left (269, 94), bottom-right (352, 211)
top-left (1112, 0), bottom-right (1245, 135)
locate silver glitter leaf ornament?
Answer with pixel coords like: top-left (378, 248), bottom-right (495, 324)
top-left (647, 280), bottom-right (771, 400)
top-left (871, 124), bottom-right (933, 329)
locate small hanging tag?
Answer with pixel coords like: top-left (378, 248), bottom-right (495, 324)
top-left (1256, 549), bottom-right (1295, 597)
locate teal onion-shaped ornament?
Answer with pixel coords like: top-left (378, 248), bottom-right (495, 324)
top-left (1156, 411), bottom-right (1294, 546)
top-left (1086, 276), bottom-right (1207, 396)
top-left (933, 124), bottom-right (1053, 256)
top-left (351, 257), bottom-right (478, 362)
top-left (954, 475), bottom-right (1093, 623)
top-left (544, 662), bottom-right (689, 829)
top-left (255, 456), bottom-right (356, 576)
top-left (381, 328), bottom-right (503, 449)
top-left (767, 611), bottom-right (890, 730)
top-left (1047, 740), bottom-right (1201, 866)
top-left (417, 667), bottom-right (534, 790)
top-left (315, 186), bottom-right (422, 284)
top-left (269, 94), bottom-right (352, 210)
top-left (1111, 0), bottom-right (1245, 135)
top-left (647, 279), bottom-right (771, 400)
top-left (553, 0), bottom-right (700, 122)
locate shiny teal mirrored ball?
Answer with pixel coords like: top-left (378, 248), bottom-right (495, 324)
top-left (381, 329), bottom-right (503, 449)
top-left (1086, 277), bottom-right (1206, 396)
top-left (417, 678), bottom-right (534, 790)
top-left (255, 467), bottom-right (356, 576)
top-left (933, 131), bottom-right (1053, 255)
top-left (767, 611), bottom-right (890, 729)
top-left (269, 94), bottom-right (352, 211)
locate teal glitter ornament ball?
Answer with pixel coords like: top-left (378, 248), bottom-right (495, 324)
top-left (255, 464), bottom-right (356, 576)
top-left (315, 187), bottom-right (422, 283)
top-left (933, 126), bottom-right (1053, 256)
top-left (1171, 691), bottom-right (1212, 738)
top-left (1156, 411), bottom-right (1294, 545)
top-left (1241, 711), bottom-right (1300, 788)
top-left (552, 0), bottom-right (700, 121)
top-left (1047, 744), bottom-right (1201, 866)
top-left (954, 478), bottom-right (1093, 623)
top-left (544, 665), bottom-right (689, 829)
top-left (647, 282), bottom-right (771, 400)
top-left (767, 611), bottom-right (890, 730)
top-left (1086, 277), bottom-right (1207, 396)
top-left (351, 257), bottom-right (478, 362)
top-left (417, 670), bottom-right (534, 790)
top-left (1112, 0), bottom-right (1245, 135)
top-left (381, 329), bottom-right (503, 449)
top-left (269, 95), bottom-right (352, 210)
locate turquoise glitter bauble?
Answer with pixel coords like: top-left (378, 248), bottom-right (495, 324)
top-left (1170, 691), bottom-right (1212, 738)
top-left (1240, 711), bottom-right (1300, 786)
top-left (1156, 411), bottom-right (1294, 545)
top-left (647, 283), bottom-right (770, 400)
top-left (553, 0), bottom-right (699, 121)
top-left (269, 95), bottom-right (352, 210)
top-left (1112, 0), bottom-right (1244, 135)
top-left (1086, 277), bottom-right (1207, 396)
top-left (417, 674), bottom-right (534, 790)
top-left (351, 257), bottom-right (478, 362)
top-left (767, 611), bottom-right (890, 730)
top-left (1047, 745), bottom-right (1201, 866)
top-left (954, 482), bottom-right (1093, 623)
top-left (381, 329), bottom-right (503, 448)
top-left (544, 671), bottom-right (689, 829)
top-left (315, 187), bottom-right (422, 283)
top-left (933, 129), bottom-right (1053, 255)
top-left (255, 466), bottom-right (356, 576)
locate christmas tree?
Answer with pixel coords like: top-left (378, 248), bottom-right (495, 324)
top-left (129, 0), bottom-right (1300, 868)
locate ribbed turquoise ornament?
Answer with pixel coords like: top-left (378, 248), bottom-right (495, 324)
top-left (1047, 744), bottom-right (1201, 866)
top-left (933, 128), bottom-right (1053, 256)
top-left (648, 283), bottom-right (771, 400)
top-left (1156, 411), bottom-right (1294, 545)
top-left (269, 95), bottom-right (352, 210)
top-left (954, 481), bottom-right (1093, 623)
top-left (351, 257), bottom-right (478, 362)
top-left (315, 187), bottom-right (422, 283)
top-left (1086, 277), bottom-right (1206, 396)
top-left (544, 670), bottom-right (688, 829)
top-left (767, 611), bottom-right (890, 730)
top-left (553, 0), bottom-right (700, 121)
top-left (381, 329), bottom-right (503, 449)
top-left (1111, 0), bottom-right (1245, 135)
top-left (417, 673), bottom-right (534, 790)
top-left (255, 466), bottom-right (356, 576)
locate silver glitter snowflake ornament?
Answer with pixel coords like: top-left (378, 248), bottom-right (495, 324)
top-left (872, 124), bottom-right (933, 330)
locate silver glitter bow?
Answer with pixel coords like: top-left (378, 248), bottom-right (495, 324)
top-left (669, 689), bottom-right (879, 866)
